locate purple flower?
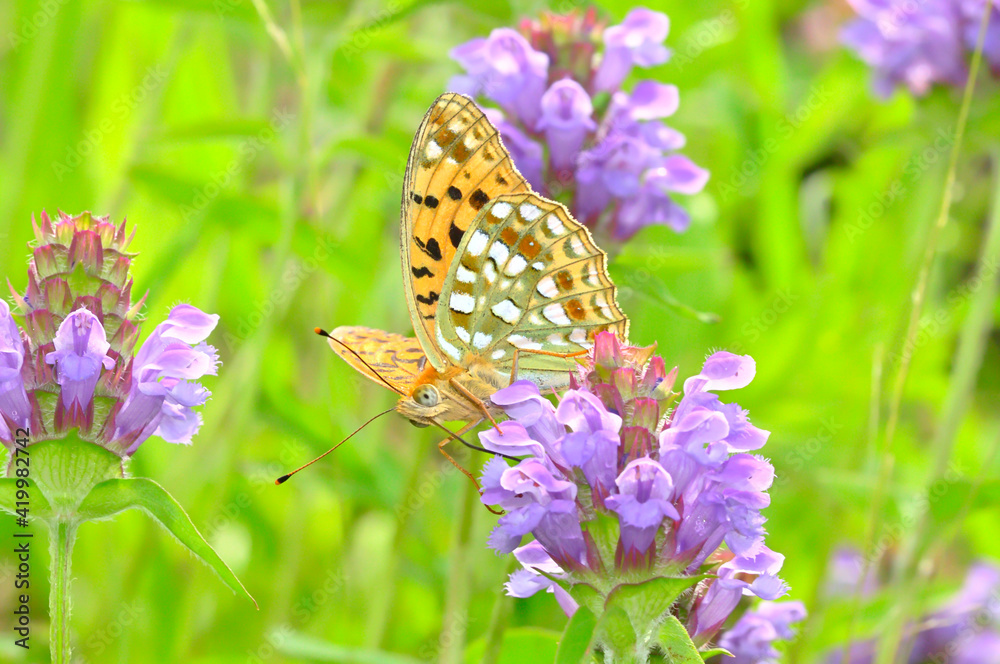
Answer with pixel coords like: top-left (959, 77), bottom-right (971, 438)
top-left (605, 458), bottom-right (679, 565)
top-left (45, 308), bottom-right (115, 415)
top-left (689, 547), bottom-right (788, 642)
top-left (479, 332), bottom-right (796, 652)
top-left (594, 8), bottom-right (672, 93)
top-left (841, 0), bottom-right (1000, 97)
top-left (485, 110), bottom-right (546, 190)
top-left (449, 27), bottom-right (549, 128)
top-left (449, 7), bottom-right (707, 242)
top-left (1, 211), bottom-right (221, 458)
top-left (719, 601), bottom-right (808, 664)
top-left (506, 541), bottom-right (580, 617)
top-left (537, 79), bottom-right (596, 173)
top-left (0, 300), bottom-right (31, 442)
top-left (113, 304), bottom-right (220, 452)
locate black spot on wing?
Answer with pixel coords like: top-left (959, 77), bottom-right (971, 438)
top-left (470, 189), bottom-right (489, 210)
top-left (425, 195), bottom-right (440, 209)
top-left (416, 291), bottom-right (439, 305)
top-left (449, 222), bottom-right (464, 249)
top-left (414, 236), bottom-right (443, 261)
top-left (412, 266), bottom-right (433, 278)
top-left (411, 192), bottom-right (422, 204)
top-left (447, 186), bottom-right (462, 200)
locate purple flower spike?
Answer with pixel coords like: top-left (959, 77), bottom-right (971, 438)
top-left (2, 211), bottom-right (222, 458)
top-left (45, 308), bottom-right (115, 413)
top-left (538, 79), bottom-right (597, 173)
top-left (0, 300), bottom-right (31, 442)
top-left (841, 0), bottom-right (1000, 97)
top-left (480, 331), bottom-right (795, 654)
top-left (449, 7), bottom-right (706, 243)
top-left (594, 8), bottom-right (671, 92)
top-left (450, 28), bottom-right (549, 127)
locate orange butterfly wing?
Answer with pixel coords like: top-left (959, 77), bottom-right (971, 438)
top-left (401, 93), bottom-right (531, 371)
top-left (327, 326), bottom-right (427, 395)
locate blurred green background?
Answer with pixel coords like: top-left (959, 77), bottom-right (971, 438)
top-left (1, 0), bottom-right (999, 662)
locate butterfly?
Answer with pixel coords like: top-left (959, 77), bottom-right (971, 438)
top-left (307, 93), bottom-right (629, 486)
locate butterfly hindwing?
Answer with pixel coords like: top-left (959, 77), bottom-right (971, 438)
top-left (327, 326), bottom-right (427, 395)
top-left (401, 93), bottom-right (531, 371)
top-left (435, 193), bottom-right (629, 388)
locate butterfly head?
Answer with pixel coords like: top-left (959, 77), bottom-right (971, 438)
top-left (396, 383), bottom-right (452, 427)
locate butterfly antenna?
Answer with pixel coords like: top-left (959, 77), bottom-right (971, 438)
top-left (315, 328), bottom-right (405, 396)
top-left (275, 406), bottom-right (396, 485)
top-left (430, 420), bottom-right (519, 462)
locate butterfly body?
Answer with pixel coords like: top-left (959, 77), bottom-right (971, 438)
top-left (325, 93), bottom-right (628, 432)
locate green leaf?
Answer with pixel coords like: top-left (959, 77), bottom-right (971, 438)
top-left (699, 647), bottom-right (734, 660)
top-left (0, 478), bottom-right (52, 517)
top-left (555, 606), bottom-right (598, 664)
top-left (656, 616), bottom-right (702, 664)
top-left (75, 478), bottom-right (257, 608)
top-left (604, 576), bottom-right (704, 640)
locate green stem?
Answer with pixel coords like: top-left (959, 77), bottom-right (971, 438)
top-left (48, 521), bottom-right (77, 664)
top-left (877, 147), bottom-right (1000, 663)
top-left (439, 474), bottom-right (478, 664)
top-left (846, 3), bottom-right (993, 661)
top-left (480, 557), bottom-right (516, 664)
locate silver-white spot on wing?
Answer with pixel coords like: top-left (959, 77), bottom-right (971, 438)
top-left (519, 203), bottom-right (542, 221)
top-left (543, 303), bottom-right (571, 326)
top-left (449, 292), bottom-right (475, 314)
top-left (492, 201), bottom-right (513, 219)
top-left (504, 255), bottom-right (527, 276)
top-left (536, 276), bottom-right (558, 298)
top-left (467, 230), bottom-right (489, 257)
top-left (437, 326), bottom-right (463, 361)
top-left (456, 265), bottom-right (476, 284)
top-left (491, 299), bottom-right (521, 324)
top-left (473, 332), bottom-right (493, 349)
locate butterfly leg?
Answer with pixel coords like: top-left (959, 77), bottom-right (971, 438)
top-left (508, 347), bottom-right (590, 385)
top-left (435, 419), bottom-right (504, 516)
top-left (448, 378), bottom-right (501, 431)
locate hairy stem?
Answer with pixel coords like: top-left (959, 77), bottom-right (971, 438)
top-left (48, 521), bottom-right (77, 664)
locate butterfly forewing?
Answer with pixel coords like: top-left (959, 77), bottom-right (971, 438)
top-left (401, 93), bottom-right (531, 371)
top-left (436, 193), bottom-right (629, 388)
top-left (327, 326), bottom-right (427, 395)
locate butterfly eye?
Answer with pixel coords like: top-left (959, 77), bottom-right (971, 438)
top-left (413, 384), bottom-right (440, 407)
